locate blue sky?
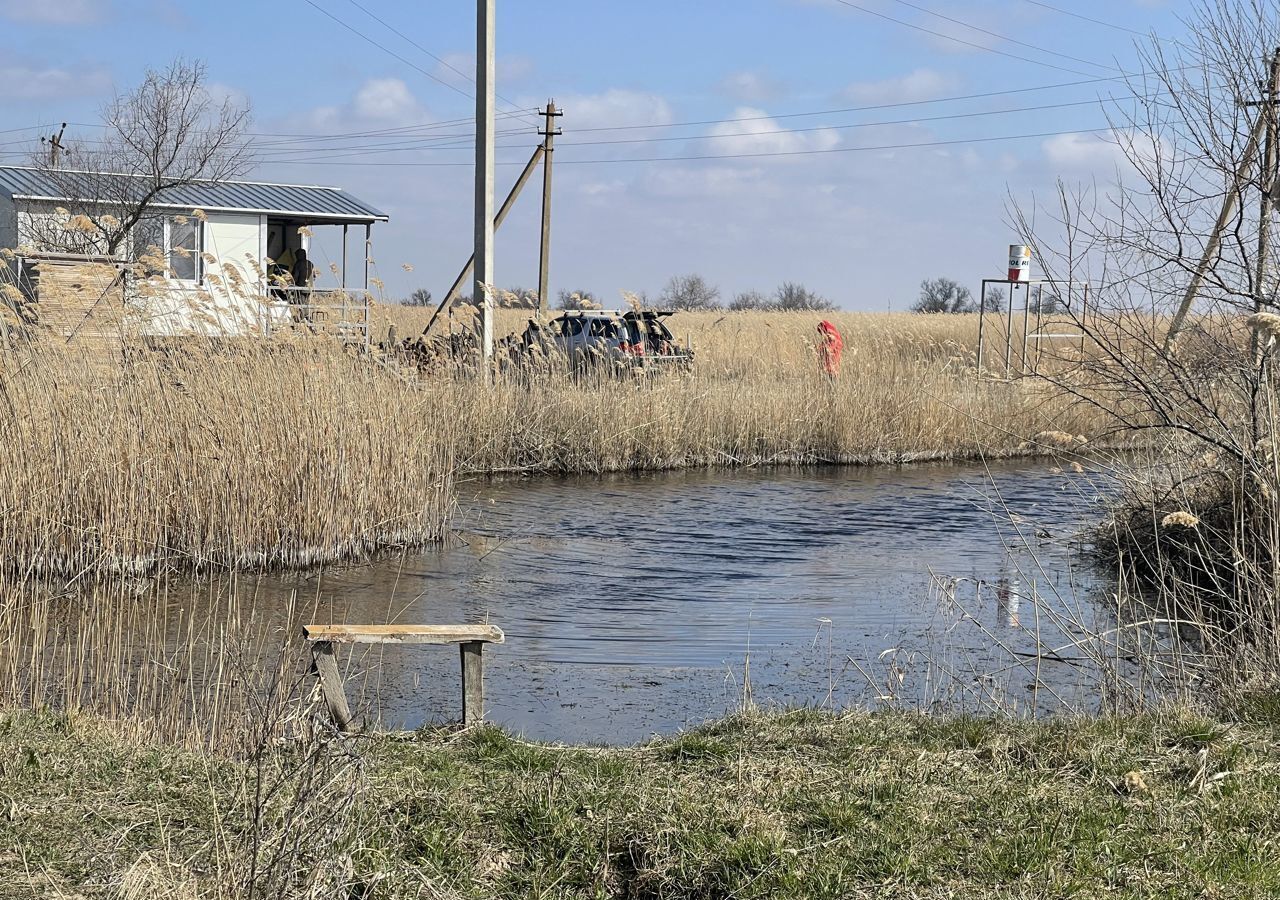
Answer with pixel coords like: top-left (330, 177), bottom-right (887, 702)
top-left (1, 0), bottom-right (1189, 308)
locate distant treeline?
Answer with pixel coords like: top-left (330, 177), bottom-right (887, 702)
top-left (400, 274), bottom-right (1068, 314)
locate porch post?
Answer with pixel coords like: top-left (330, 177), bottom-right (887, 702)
top-left (341, 224), bottom-right (348, 290)
top-left (364, 224), bottom-right (371, 293)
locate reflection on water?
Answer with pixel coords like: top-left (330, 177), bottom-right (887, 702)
top-left (236, 459), bottom-right (1119, 744)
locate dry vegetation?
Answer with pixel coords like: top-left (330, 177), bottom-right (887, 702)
top-left (0, 337), bottom-right (454, 576)
top-left (380, 306), bottom-right (1120, 474)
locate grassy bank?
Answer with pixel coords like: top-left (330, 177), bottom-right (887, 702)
top-left (4, 707), bottom-right (1278, 899)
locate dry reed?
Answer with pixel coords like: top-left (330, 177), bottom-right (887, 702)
top-left (0, 336), bottom-right (455, 577)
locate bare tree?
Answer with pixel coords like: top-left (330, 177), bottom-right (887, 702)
top-left (659, 273), bottom-right (721, 310)
top-left (729, 289), bottom-right (769, 311)
top-left (406, 288), bottom-right (433, 307)
top-left (773, 282), bottom-right (835, 311)
top-left (29, 59), bottom-right (252, 257)
top-left (556, 289), bottom-right (601, 310)
top-left (1012, 0), bottom-right (1280, 643)
top-left (913, 277), bottom-right (974, 313)
top-left (983, 285), bottom-right (1007, 312)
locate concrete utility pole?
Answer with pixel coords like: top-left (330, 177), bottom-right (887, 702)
top-left (474, 0), bottom-right (496, 376)
top-left (537, 100), bottom-right (562, 320)
top-left (1253, 47), bottom-right (1280, 357)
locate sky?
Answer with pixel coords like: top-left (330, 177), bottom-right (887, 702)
top-left (0, 0), bottom-right (1192, 309)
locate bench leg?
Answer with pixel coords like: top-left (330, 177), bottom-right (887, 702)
top-left (460, 641), bottom-right (485, 726)
top-left (311, 640), bottom-right (354, 733)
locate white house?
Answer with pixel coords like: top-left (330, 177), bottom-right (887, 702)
top-left (0, 165), bottom-right (388, 345)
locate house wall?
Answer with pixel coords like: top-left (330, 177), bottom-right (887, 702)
top-left (205, 213), bottom-right (264, 298)
top-left (15, 200), bottom-right (113, 255)
top-left (133, 212), bottom-right (291, 338)
top-left (0, 194), bottom-right (15, 251)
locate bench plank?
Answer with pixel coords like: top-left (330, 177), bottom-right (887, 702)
top-left (303, 624), bottom-right (505, 645)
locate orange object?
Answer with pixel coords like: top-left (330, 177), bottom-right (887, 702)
top-left (817, 320), bottom-right (843, 377)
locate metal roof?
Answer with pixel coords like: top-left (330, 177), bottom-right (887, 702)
top-left (0, 166), bottom-right (388, 223)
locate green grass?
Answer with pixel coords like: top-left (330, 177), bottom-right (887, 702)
top-left (3, 707), bottom-right (1280, 898)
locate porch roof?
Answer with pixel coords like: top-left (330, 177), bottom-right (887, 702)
top-left (0, 166), bottom-right (388, 224)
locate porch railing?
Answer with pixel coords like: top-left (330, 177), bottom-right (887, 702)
top-left (266, 287), bottom-right (372, 350)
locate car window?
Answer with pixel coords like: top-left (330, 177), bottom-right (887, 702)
top-left (565, 318), bottom-right (585, 337)
top-left (647, 317), bottom-right (674, 340)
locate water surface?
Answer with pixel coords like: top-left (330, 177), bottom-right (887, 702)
top-left (245, 459), bottom-right (1117, 743)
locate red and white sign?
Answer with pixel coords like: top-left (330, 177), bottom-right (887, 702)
top-left (1008, 245), bottom-right (1031, 282)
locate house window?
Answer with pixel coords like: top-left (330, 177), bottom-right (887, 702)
top-left (166, 216), bottom-right (202, 282)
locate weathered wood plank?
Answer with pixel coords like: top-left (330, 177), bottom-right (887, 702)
top-left (459, 641), bottom-right (485, 726)
top-left (311, 641), bottom-right (354, 733)
top-left (303, 624), bottom-right (504, 645)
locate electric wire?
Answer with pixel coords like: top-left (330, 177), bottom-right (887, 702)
top-left (299, 0), bottom-right (476, 101)
top-left (1018, 0), bottom-right (1157, 38)
top-left (883, 0), bottom-right (1120, 72)
top-left (260, 124), bottom-right (1115, 167)
top-left (830, 0), bottom-right (1113, 78)
top-left (339, 0), bottom-right (540, 126)
top-left (267, 96), bottom-right (1124, 162)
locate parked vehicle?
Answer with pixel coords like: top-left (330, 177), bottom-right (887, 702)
top-left (523, 309), bottom-right (693, 372)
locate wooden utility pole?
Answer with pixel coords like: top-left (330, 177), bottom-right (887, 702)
top-left (1166, 51), bottom-right (1280, 352)
top-left (474, 0), bottom-right (496, 376)
top-left (1253, 47), bottom-right (1280, 360)
top-left (41, 123), bottom-right (67, 167)
top-left (537, 100), bottom-right (562, 320)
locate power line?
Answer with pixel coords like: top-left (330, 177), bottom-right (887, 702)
top-left (261, 125), bottom-right (1114, 167)
top-left (252, 110), bottom-right (535, 145)
top-left (556, 97), bottom-right (1120, 148)
top-left (830, 0), bottom-right (1109, 78)
top-left (566, 72), bottom-right (1165, 135)
top-left (1017, 0), bottom-right (1154, 38)
top-left (255, 128), bottom-right (531, 157)
top-left (271, 96), bottom-right (1123, 162)
top-left (299, 0), bottom-right (477, 101)
top-left (339, 0), bottom-right (539, 126)
top-left (882, 0), bottom-right (1120, 73)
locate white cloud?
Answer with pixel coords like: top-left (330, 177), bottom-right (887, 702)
top-left (1042, 131), bottom-right (1125, 170)
top-left (705, 107), bottom-right (840, 157)
top-left (0, 63), bottom-right (110, 100)
top-left (554, 89), bottom-right (674, 131)
top-left (297, 78), bottom-right (430, 131)
top-left (0, 0), bottom-right (104, 24)
top-left (842, 68), bottom-right (961, 105)
top-left (718, 71), bottom-right (784, 104)
top-left (353, 78), bottom-right (422, 120)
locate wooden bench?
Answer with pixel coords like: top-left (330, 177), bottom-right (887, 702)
top-left (302, 623), bottom-right (505, 732)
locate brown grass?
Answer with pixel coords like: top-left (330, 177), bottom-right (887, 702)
top-left (378, 306), bottom-right (1120, 473)
top-left (0, 337), bottom-right (455, 576)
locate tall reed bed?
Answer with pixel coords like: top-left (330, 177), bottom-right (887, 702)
top-left (380, 308), bottom-right (1123, 473)
top-left (0, 337), bottom-right (455, 577)
top-left (0, 572), bottom-right (313, 752)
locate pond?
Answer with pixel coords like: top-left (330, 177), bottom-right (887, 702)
top-left (243, 458), bottom-right (1122, 744)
